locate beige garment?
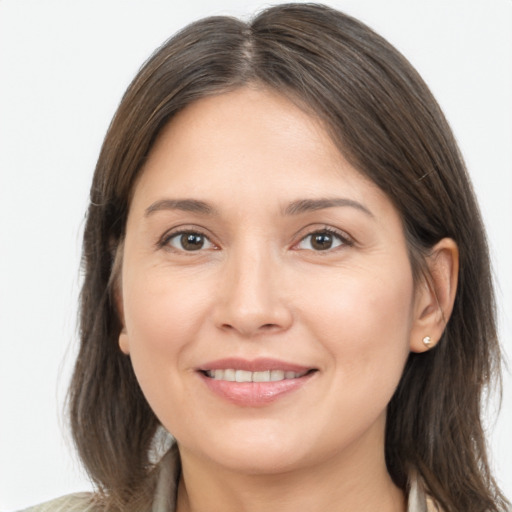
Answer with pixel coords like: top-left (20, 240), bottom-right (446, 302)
top-left (20, 445), bottom-right (440, 512)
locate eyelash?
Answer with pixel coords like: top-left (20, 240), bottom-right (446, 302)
top-left (158, 229), bottom-right (217, 253)
top-left (296, 226), bottom-right (354, 252)
top-left (158, 226), bottom-right (354, 254)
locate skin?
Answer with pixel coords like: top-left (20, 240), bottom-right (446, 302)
top-left (118, 86), bottom-right (458, 512)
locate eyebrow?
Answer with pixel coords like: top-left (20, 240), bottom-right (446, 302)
top-left (145, 197), bottom-right (373, 218)
top-left (282, 198), bottom-right (374, 217)
top-left (145, 199), bottom-right (218, 217)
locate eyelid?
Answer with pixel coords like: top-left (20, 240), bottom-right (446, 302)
top-left (157, 226), bottom-right (218, 252)
top-left (156, 224), bottom-right (354, 253)
top-left (292, 225), bottom-right (354, 251)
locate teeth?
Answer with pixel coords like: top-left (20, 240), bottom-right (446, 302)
top-left (235, 370), bottom-right (252, 383)
top-left (253, 370), bottom-right (270, 382)
top-left (270, 370), bottom-right (284, 381)
top-left (224, 369), bottom-right (235, 381)
top-left (205, 369), bottom-right (307, 382)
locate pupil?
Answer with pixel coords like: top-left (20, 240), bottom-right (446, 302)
top-left (312, 233), bottom-right (332, 250)
top-left (181, 233), bottom-right (204, 251)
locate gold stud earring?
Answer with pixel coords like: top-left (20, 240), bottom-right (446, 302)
top-left (422, 336), bottom-right (432, 349)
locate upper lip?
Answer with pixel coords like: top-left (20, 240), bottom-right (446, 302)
top-left (197, 357), bottom-right (314, 373)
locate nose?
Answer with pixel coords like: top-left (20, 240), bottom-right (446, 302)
top-left (213, 246), bottom-right (293, 338)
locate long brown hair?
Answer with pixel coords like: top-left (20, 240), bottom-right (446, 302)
top-left (69, 4), bottom-right (509, 511)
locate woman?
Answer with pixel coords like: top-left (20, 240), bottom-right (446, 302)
top-left (22, 3), bottom-right (509, 511)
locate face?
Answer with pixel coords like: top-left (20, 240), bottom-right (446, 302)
top-left (119, 86), bottom-right (421, 475)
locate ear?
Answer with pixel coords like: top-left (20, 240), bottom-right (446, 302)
top-left (117, 301), bottom-right (130, 355)
top-left (113, 283), bottom-right (130, 355)
top-left (111, 240), bottom-right (130, 355)
top-left (410, 238), bottom-right (459, 353)
top-left (119, 334), bottom-right (130, 355)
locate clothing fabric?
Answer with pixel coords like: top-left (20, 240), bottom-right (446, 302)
top-left (20, 444), bottom-right (440, 512)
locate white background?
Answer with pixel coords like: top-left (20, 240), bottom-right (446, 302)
top-left (0, 0), bottom-right (510, 510)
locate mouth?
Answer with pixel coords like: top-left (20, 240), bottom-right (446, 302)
top-left (202, 368), bottom-right (313, 382)
top-left (197, 358), bottom-right (318, 406)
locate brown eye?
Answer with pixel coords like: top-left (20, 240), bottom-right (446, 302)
top-left (166, 231), bottom-right (214, 252)
top-left (297, 230), bottom-right (346, 251)
top-left (180, 233), bottom-right (204, 251)
top-left (312, 233), bottom-right (334, 250)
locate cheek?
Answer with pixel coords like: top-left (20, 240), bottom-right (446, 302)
top-left (121, 269), bottom-right (212, 399)
top-left (124, 268), bottom-right (209, 347)
top-left (306, 262), bottom-right (413, 334)
top-left (302, 261), bottom-right (414, 392)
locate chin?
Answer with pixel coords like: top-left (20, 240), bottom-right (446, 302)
top-left (208, 444), bottom-right (308, 475)
top-left (177, 423), bottom-right (313, 475)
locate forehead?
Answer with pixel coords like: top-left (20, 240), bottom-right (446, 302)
top-left (130, 86), bottom-right (390, 218)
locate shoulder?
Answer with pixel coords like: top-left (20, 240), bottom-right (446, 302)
top-left (19, 493), bottom-right (98, 512)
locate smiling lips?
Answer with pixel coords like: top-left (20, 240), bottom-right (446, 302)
top-left (205, 368), bottom-right (309, 382)
top-left (198, 358), bottom-right (316, 406)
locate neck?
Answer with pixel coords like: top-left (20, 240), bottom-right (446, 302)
top-left (175, 418), bottom-right (406, 512)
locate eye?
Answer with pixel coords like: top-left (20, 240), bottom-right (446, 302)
top-left (296, 229), bottom-right (349, 251)
top-left (164, 231), bottom-right (215, 252)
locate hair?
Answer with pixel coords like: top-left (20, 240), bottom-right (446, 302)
top-left (69, 3), bottom-right (509, 511)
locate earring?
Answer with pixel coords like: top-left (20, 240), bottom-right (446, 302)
top-left (422, 336), bottom-right (432, 349)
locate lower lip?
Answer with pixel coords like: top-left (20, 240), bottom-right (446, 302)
top-left (199, 372), bottom-right (315, 407)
